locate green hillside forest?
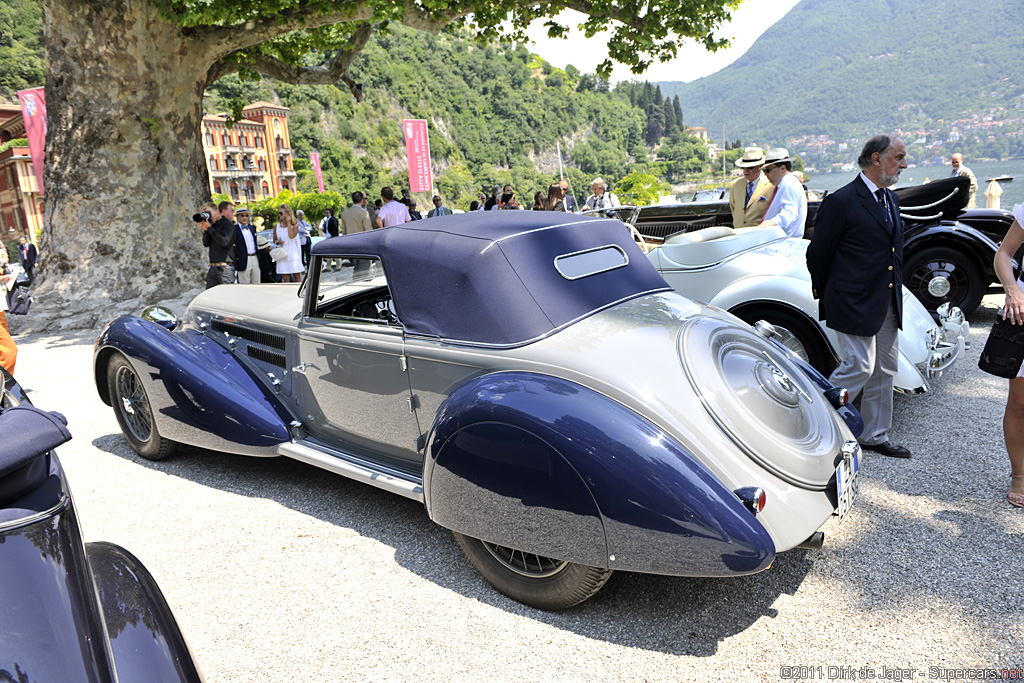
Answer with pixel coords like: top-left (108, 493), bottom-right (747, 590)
top-left (5, 0), bottom-right (1024, 206)
top-left (659, 0), bottom-right (1024, 168)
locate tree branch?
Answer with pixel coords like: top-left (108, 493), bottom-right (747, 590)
top-left (192, 3), bottom-right (375, 63)
top-left (206, 22), bottom-right (374, 98)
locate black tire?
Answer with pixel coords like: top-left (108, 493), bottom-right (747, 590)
top-left (903, 245), bottom-right (985, 317)
top-left (734, 307), bottom-right (837, 377)
top-left (106, 353), bottom-right (176, 461)
top-left (453, 532), bottom-right (612, 610)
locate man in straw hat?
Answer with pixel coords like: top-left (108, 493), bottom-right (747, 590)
top-left (758, 147), bottom-right (808, 238)
top-left (729, 147), bottom-right (773, 228)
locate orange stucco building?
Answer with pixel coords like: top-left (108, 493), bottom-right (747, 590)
top-left (0, 103), bottom-right (42, 247)
top-left (201, 101), bottom-right (296, 202)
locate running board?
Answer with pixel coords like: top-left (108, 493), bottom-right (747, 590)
top-left (278, 441), bottom-right (424, 503)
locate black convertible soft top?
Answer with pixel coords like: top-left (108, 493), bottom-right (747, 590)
top-left (311, 212), bottom-right (671, 346)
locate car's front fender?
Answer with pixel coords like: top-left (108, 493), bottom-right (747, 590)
top-left (94, 316), bottom-right (290, 456)
top-left (424, 372), bottom-right (776, 577)
top-left (904, 220), bottom-right (998, 279)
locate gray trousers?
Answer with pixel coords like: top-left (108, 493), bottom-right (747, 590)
top-left (206, 263), bottom-right (235, 289)
top-left (829, 302), bottom-right (899, 446)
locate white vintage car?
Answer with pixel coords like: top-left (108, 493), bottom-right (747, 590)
top-left (644, 225), bottom-right (968, 394)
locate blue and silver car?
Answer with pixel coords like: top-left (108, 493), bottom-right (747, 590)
top-left (94, 212), bottom-right (864, 609)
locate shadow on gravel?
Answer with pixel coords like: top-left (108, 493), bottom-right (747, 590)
top-left (91, 432), bottom-right (813, 657)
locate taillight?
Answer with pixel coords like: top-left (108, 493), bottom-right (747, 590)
top-left (734, 486), bottom-right (767, 515)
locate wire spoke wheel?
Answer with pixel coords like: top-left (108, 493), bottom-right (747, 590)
top-left (453, 532), bottom-right (612, 610)
top-left (115, 364), bottom-right (153, 443)
top-left (480, 541), bottom-right (570, 578)
top-left (106, 353), bottom-right (176, 461)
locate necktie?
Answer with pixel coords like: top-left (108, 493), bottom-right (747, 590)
top-left (951, 169), bottom-right (958, 178)
top-left (876, 188), bottom-right (892, 229)
top-left (745, 181), bottom-right (755, 206)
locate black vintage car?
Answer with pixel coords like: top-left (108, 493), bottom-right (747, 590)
top-left (0, 368), bottom-right (204, 683)
top-left (630, 175), bottom-right (1012, 316)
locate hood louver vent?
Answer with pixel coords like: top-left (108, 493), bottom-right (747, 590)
top-left (247, 346), bottom-right (286, 369)
top-left (212, 320), bottom-right (286, 350)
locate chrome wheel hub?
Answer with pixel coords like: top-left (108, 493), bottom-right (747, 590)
top-left (927, 275), bottom-right (952, 297)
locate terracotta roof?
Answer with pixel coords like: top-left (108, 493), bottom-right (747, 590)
top-left (243, 101), bottom-right (289, 112)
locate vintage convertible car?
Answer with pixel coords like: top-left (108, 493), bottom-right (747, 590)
top-left (0, 368), bottom-right (203, 682)
top-left (628, 175), bottom-right (1013, 316)
top-left (94, 212), bottom-right (864, 610)
top-left (644, 225), bottom-right (969, 394)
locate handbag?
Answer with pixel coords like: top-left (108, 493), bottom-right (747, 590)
top-left (6, 285), bottom-right (31, 316)
top-left (978, 312), bottom-right (1024, 378)
top-left (269, 247), bottom-right (288, 263)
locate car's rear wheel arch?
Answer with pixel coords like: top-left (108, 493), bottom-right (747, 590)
top-left (730, 300), bottom-right (838, 376)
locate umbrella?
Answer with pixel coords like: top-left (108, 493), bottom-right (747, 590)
top-left (985, 180), bottom-right (1003, 209)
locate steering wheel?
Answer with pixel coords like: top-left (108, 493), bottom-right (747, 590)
top-left (628, 223), bottom-right (651, 254)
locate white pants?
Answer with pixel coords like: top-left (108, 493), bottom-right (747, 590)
top-left (829, 302), bottom-right (900, 446)
top-left (237, 256), bottom-right (260, 284)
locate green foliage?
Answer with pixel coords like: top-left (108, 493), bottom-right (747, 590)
top-left (246, 189), bottom-right (345, 228)
top-left (205, 25), bottom-right (726, 208)
top-left (614, 170), bottom-right (665, 206)
top-left (0, 0), bottom-right (44, 101)
top-left (0, 138), bottom-right (27, 154)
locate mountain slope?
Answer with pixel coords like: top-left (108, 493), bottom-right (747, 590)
top-left (660, 0), bottom-right (1024, 143)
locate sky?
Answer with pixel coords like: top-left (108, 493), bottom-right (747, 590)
top-left (524, 0), bottom-right (802, 84)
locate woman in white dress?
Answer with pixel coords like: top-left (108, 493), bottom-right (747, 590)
top-left (993, 203), bottom-right (1024, 508)
top-left (274, 204), bottom-right (302, 282)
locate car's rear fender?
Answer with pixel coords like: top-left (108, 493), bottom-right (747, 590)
top-left (86, 541), bottom-right (205, 683)
top-left (95, 316), bottom-right (290, 456)
top-left (424, 372), bottom-right (776, 577)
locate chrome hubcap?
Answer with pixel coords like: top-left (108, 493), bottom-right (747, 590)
top-left (927, 275), bottom-right (952, 297)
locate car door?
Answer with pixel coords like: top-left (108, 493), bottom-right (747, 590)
top-left (295, 257), bottom-right (422, 473)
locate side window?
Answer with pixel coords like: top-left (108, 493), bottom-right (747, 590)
top-left (310, 257), bottom-right (397, 326)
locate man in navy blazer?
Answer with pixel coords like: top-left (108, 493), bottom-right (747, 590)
top-left (233, 206), bottom-right (260, 284)
top-left (807, 134), bottom-right (910, 459)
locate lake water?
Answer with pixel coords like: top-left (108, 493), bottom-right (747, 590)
top-left (807, 158), bottom-right (1024, 211)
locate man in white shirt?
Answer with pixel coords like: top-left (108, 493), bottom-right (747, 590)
top-left (584, 177), bottom-right (619, 210)
top-left (758, 148), bottom-right (807, 238)
top-left (376, 186), bottom-right (411, 228)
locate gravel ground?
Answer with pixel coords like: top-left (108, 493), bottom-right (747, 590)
top-left (9, 293), bottom-right (1024, 682)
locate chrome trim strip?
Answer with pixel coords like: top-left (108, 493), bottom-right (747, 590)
top-left (0, 492), bottom-right (70, 533)
top-left (278, 441), bottom-right (424, 502)
top-left (899, 187), bottom-right (960, 212)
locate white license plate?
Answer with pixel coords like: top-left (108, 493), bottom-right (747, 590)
top-left (835, 448), bottom-right (861, 523)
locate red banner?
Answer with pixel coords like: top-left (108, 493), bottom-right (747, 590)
top-left (403, 119), bottom-right (432, 193)
top-left (17, 87), bottom-right (46, 195)
top-left (310, 151), bottom-right (324, 193)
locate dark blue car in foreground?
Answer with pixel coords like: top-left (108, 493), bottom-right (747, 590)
top-left (0, 368), bottom-right (203, 682)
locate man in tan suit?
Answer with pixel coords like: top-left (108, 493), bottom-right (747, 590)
top-left (341, 191), bottom-right (373, 234)
top-left (729, 147), bottom-right (773, 228)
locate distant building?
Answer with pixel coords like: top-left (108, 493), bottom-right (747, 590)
top-left (201, 102), bottom-right (296, 202)
top-left (0, 103), bottom-right (41, 247)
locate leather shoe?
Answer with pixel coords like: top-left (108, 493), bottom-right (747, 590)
top-left (861, 440), bottom-right (911, 459)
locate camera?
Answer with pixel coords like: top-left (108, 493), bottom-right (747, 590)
top-left (192, 211), bottom-right (211, 223)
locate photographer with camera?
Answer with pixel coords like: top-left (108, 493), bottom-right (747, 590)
top-left (194, 200), bottom-right (236, 288)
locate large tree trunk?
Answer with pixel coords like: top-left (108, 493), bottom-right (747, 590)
top-left (29, 0), bottom-right (212, 331)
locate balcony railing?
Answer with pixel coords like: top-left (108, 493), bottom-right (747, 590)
top-left (223, 144), bottom-right (242, 153)
top-left (279, 170), bottom-right (297, 178)
top-left (275, 147), bottom-right (292, 155)
top-left (210, 168), bottom-right (262, 179)
top-left (241, 145), bottom-right (256, 153)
